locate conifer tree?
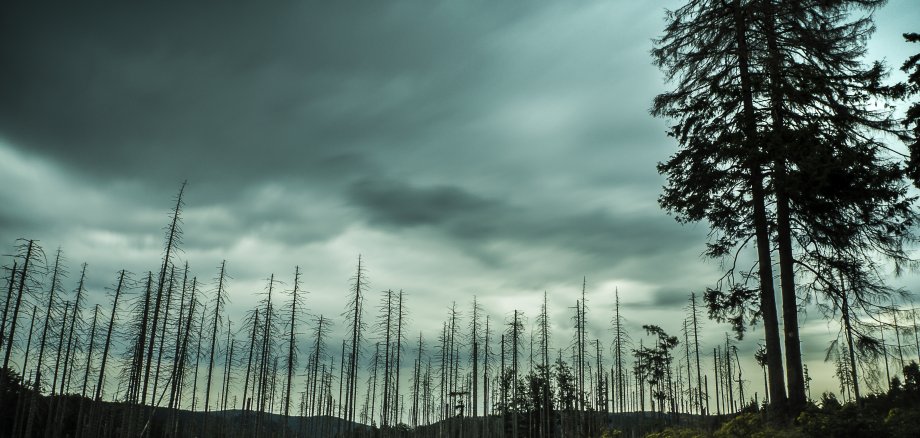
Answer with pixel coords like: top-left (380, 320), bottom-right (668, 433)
top-left (652, 0), bottom-right (788, 410)
top-left (905, 32), bottom-right (920, 183)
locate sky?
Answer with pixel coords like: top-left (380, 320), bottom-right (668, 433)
top-left (1, 0), bottom-right (919, 408)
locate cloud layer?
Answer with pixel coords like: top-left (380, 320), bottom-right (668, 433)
top-left (1, 0), bottom-right (917, 402)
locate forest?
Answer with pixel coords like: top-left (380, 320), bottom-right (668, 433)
top-left (2, 0), bottom-right (920, 437)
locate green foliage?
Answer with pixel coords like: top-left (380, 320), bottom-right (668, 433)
top-left (902, 362), bottom-right (920, 391)
top-left (554, 356), bottom-right (577, 411)
top-left (645, 426), bottom-right (708, 438)
top-left (883, 407), bottom-right (920, 438)
top-left (796, 406), bottom-right (882, 438)
top-left (704, 286), bottom-right (760, 339)
top-left (902, 32), bottom-right (920, 186)
top-left (793, 372), bottom-right (920, 438)
top-left (714, 413), bottom-right (804, 438)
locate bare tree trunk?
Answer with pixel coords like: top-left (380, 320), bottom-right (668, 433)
top-left (840, 281), bottom-right (861, 402)
top-left (168, 266), bottom-right (191, 411)
top-left (61, 264), bottom-right (86, 401)
top-left (25, 248), bottom-right (63, 438)
top-left (205, 261), bottom-right (229, 417)
top-left (345, 256), bottom-right (366, 427)
top-left (284, 266), bottom-right (303, 429)
top-left (191, 304), bottom-right (206, 411)
top-left (131, 272), bottom-right (154, 405)
top-left (393, 290), bottom-right (405, 427)
top-left (221, 320), bottom-right (233, 412)
top-left (144, 181), bottom-right (186, 407)
top-left (690, 293), bottom-right (704, 415)
top-left (3, 240), bottom-right (36, 370)
top-left (0, 261), bottom-right (18, 366)
top-left (893, 310), bottom-right (905, 371)
top-left (96, 270), bottom-right (125, 402)
top-left (75, 304), bottom-right (100, 438)
top-left (713, 348), bottom-right (720, 416)
top-left (881, 327), bottom-right (891, 391)
top-left (308, 315), bottom-right (326, 418)
top-left (241, 309), bottom-right (259, 412)
top-left (483, 316), bottom-right (489, 425)
top-left (34, 248), bottom-right (64, 392)
top-left (381, 290), bottom-right (393, 428)
top-left (151, 266), bottom-right (176, 406)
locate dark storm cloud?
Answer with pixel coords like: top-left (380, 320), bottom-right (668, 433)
top-left (647, 287), bottom-right (694, 309)
top-left (3, 0), bottom-right (911, 399)
top-left (347, 177), bottom-right (701, 261)
top-left (0, 0), bottom-right (540, 190)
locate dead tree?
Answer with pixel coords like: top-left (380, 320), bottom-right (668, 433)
top-left (284, 266), bottom-right (306, 427)
top-left (96, 270), bottom-right (126, 401)
top-left (204, 260), bottom-right (230, 416)
top-left (307, 314), bottom-right (329, 418)
top-left (241, 308), bottom-right (259, 412)
top-left (26, 247), bottom-right (66, 437)
top-left (144, 180), bottom-right (186, 405)
top-left (60, 263), bottom-right (87, 395)
top-left (378, 289), bottom-right (394, 427)
top-left (611, 288), bottom-right (630, 413)
top-left (343, 255), bottom-right (367, 426)
top-left (34, 248), bottom-right (65, 392)
top-left (392, 289), bottom-right (406, 426)
top-left (151, 265), bottom-right (177, 405)
top-left (3, 240), bottom-right (41, 370)
top-left (168, 265), bottom-right (192, 410)
top-left (0, 260), bottom-right (18, 366)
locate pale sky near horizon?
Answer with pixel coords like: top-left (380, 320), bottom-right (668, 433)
top-left (1, 0), bottom-right (919, 410)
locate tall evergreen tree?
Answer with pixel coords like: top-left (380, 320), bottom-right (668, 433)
top-left (652, 0), bottom-right (788, 411)
top-left (654, 0), bottom-right (915, 414)
top-left (905, 32), bottom-right (920, 182)
top-left (759, 0), bottom-right (915, 409)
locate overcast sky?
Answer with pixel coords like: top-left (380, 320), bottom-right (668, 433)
top-left (1, 0), bottom-right (918, 405)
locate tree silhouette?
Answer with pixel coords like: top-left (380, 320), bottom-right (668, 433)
top-left (634, 325), bottom-right (678, 415)
top-left (284, 266), bottom-right (305, 430)
top-left (652, 0), bottom-right (788, 411)
top-left (343, 255), bottom-right (366, 428)
top-left (904, 32), bottom-right (920, 183)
